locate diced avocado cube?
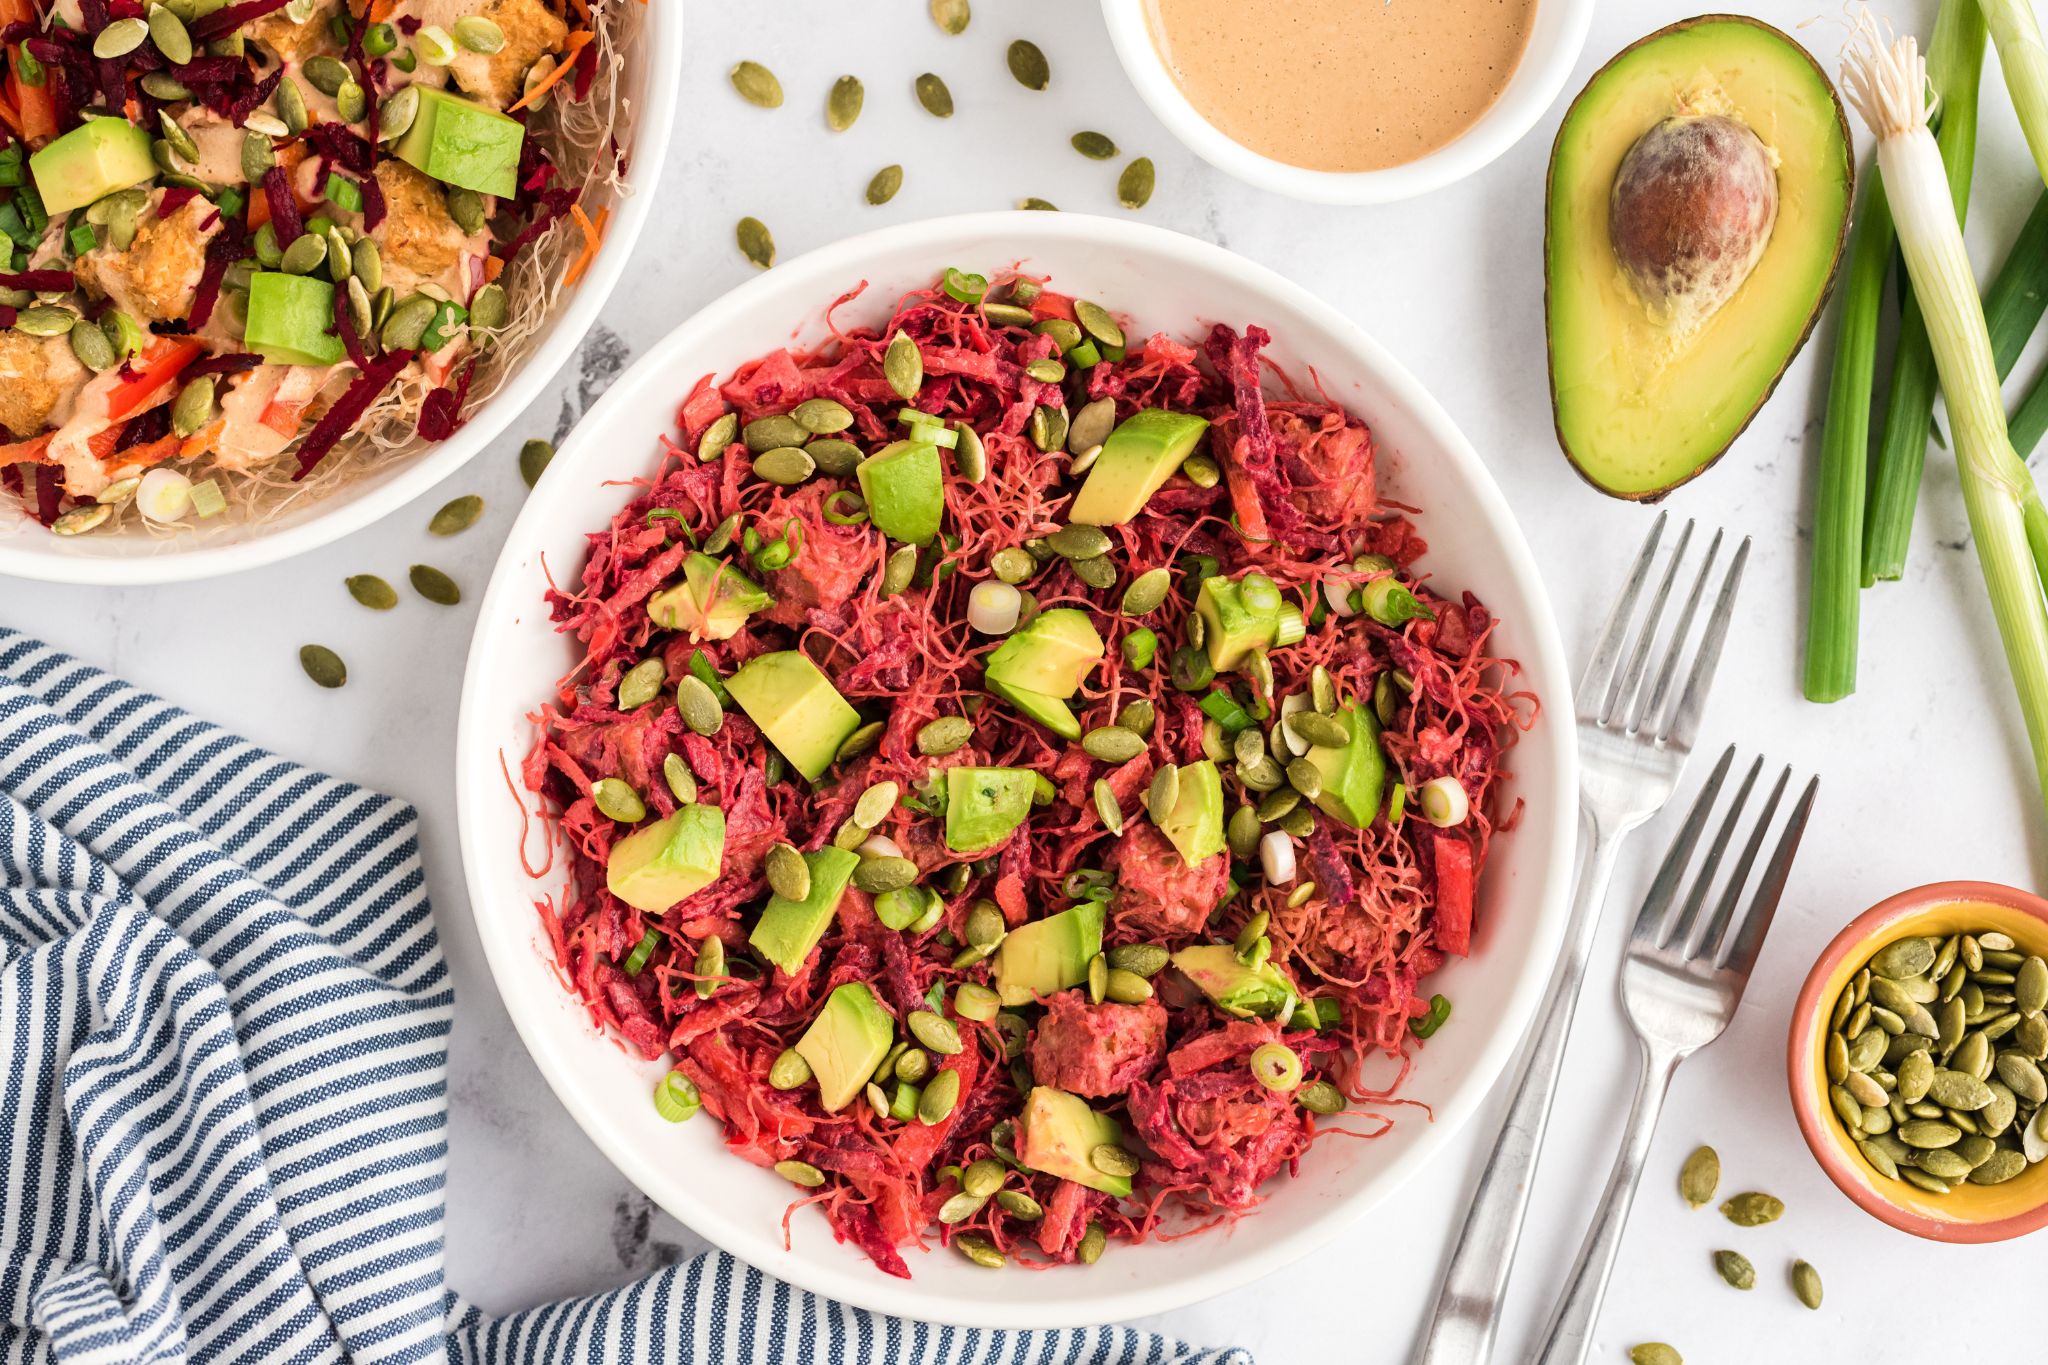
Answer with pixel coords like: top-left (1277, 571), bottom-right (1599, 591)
top-left (648, 553), bottom-right (774, 641)
top-left (985, 677), bottom-right (1080, 740)
top-left (726, 650), bottom-right (862, 782)
top-left (748, 845), bottom-right (860, 976)
top-left (855, 439), bottom-right (945, 545)
top-left (1018, 1086), bottom-right (1131, 1197)
top-left (992, 899), bottom-right (1104, 1006)
top-left (605, 803), bottom-right (727, 912)
top-left (1067, 408), bottom-right (1212, 526)
top-left (243, 271), bottom-right (346, 366)
top-left (984, 607), bottom-right (1103, 700)
top-left (1303, 704), bottom-right (1387, 830)
top-left (944, 766), bottom-right (1037, 852)
top-left (30, 117), bottom-right (156, 215)
top-left (1194, 576), bottom-right (1280, 672)
top-left (1153, 759), bottom-right (1224, 866)
top-left (1171, 943), bottom-right (1299, 1020)
top-left (392, 85), bottom-right (526, 197)
top-left (794, 982), bottom-right (897, 1112)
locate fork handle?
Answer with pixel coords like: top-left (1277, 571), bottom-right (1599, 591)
top-left (1410, 823), bottom-right (1625, 1365)
top-left (1529, 1042), bottom-right (1682, 1365)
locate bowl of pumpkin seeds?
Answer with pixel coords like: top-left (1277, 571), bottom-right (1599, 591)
top-left (1789, 880), bottom-right (2048, 1242)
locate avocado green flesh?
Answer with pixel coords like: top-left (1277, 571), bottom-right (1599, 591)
top-left (1067, 408), bottom-right (1212, 526)
top-left (725, 651), bottom-right (862, 782)
top-left (944, 766), bottom-right (1037, 852)
top-left (1546, 16), bottom-right (1851, 498)
top-left (993, 900), bottom-right (1104, 1005)
top-left (605, 804), bottom-right (727, 912)
top-left (749, 846), bottom-right (860, 975)
top-left (393, 85), bottom-right (526, 197)
top-left (794, 982), bottom-right (896, 1112)
top-left (855, 440), bottom-right (945, 544)
top-left (987, 677), bottom-right (1081, 740)
top-left (30, 118), bottom-right (155, 215)
top-left (244, 273), bottom-right (346, 367)
top-left (1018, 1086), bottom-right (1131, 1196)
top-left (984, 608), bottom-right (1103, 698)
top-left (1172, 944), bottom-right (1298, 1019)
top-left (1155, 759), bottom-right (1225, 865)
top-left (648, 554), bottom-right (773, 641)
top-left (1194, 576), bottom-right (1278, 671)
top-left (1303, 704), bottom-right (1387, 829)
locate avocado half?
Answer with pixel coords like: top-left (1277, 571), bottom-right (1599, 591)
top-left (1545, 15), bottom-right (1853, 500)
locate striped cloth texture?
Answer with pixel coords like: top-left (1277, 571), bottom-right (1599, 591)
top-left (0, 629), bottom-right (1251, 1365)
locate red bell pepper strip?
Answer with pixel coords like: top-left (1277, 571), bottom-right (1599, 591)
top-left (107, 338), bottom-right (205, 422)
top-left (1433, 832), bottom-right (1475, 956)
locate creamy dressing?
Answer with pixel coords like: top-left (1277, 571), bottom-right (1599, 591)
top-left (1143, 0), bottom-right (1539, 173)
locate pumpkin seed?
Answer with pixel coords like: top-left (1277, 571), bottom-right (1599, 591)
top-left (982, 302), bottom-right (1035, 328)
top-left (837, 721), bottom-right (883, 761)
top-left (675, 675), bottom-right (724, 735)
top-left (737, 217), bottom-right (775, 269)
top-left (938, 1189), bottom-right (988, 1226)
top-left (281, 232), bottom-right (327, 276)
top-left (1092, 778), bottom-right (1124, 833)
top-left (953, 1159), bottom-right (1003, 1201)
top-left (852, 781), bottom-right (899, 829)
top-left (1981, 930), bottom-right (2017, 950)
top-left (663, 753), bottom-right (697, 804)
top-left (15, 305), bottom-right (76, 337)
top-left (1857, 1137), bottom-right (1901, 1179)
top-left (1182, 453), bottom-right (1221, 487)
top-left (690, 413), bottom-right (737, 463)
top-left (616, 658), bottom-right (665, 710)
top-left (775, 1159), bottom-right (824, 1188)
top-left (2017, 955), bottom-right (2047, 1013)
top-left (907, 1010), bottom-right (963, 1056)
top-left (1678, 1145), bottom-right (1719, 1209)
top-left (1018, 196), bottom-right (1059, 211)
top-left (293, 644), bottom-right (345, 688)
top-left (141, 71), bottom-right (190, 100)
top-left (1065, 395), bottom-right (1115, 454)
top-left (730, 60), bottom-right (783, 107)
top-left (1081, 726), bottom-right (1145, 764)
top-left (866, 164), bottom-right (904, 205)
top-left (1997, 1051), bottom-right (2047, 1103)
top-left (591, 778), bottom-right (645, 823)
top-left (1071, 130), bottom-right (1118, 160)
top-left (884, 331), bottom-right (923, 400)
top-left (1283, 757), bottom-right (1322, 800)
top-left (944, 421), bottom-right (988, 482)
top-left (1828, 1085), bottom-right (1863, 1130)
top-left (1047, 526), bottom-right (1110, 563)
top-left (1873, 936), bottom-right (1937, 979)
top-left (1898, 1119), bottom-right (1962, 1148)
top-left (763, 843), bottom-right (810, 902)
top-left (378, 84), bottom-right (420, 142)
top-left (1717, 1190), bottom-right (1783, 1229)
top-left (1117, 157), bottom-right (1156, 209)
top-left (1970, 1148), bottom-right (2029, 1183)
top-left (1915, 1147), bottom-right (1974, 1179)
top-left (302, 53), bottom-right (351, 95)
top-left (1227, 804), bottom-right (1261, 859)
top-left (1846, 1026), bottom-right (1886, 1071)
top-left (917, 1066), bottom-right (961, 1124)
top-left (66, 318), bottom-right (113, 372)
top-left (752, 446), bottom-right (816, 487)
top-left (882, 543), bottom-right (919, 596)
top-left (1712, 1250), bottom-right (1754, 1291)
top-left (955, 1233), bottom-right (1003, 1268)
top-left (1006, 39), bottom-right (1049, 89)
top-left (1118, 699), bottom-right (1156, 737)
top-left (914, 71), bottom-right (953, 117)
top-left (914, 716), bottom-right (973, 757)
top-left (1108, 943), bottom-right (1168, 978)
top-left (991, 548), bottom-right (1038, 584)
top-left (784, 399), bottom-right (850, 437)
top-left (1090, 1143), bottom-right (1138, 1179)
top-left (929, 0), bottom-right (970, 31)
top-left (452, 12), bottom-right (502, 51)
top-left (1629, 1347), bottom-right (1682, 1365)
top-left (767, 1048), bottom-right (811, 1091)
top-left (1902, 1166), bottom-right (1953, 1193)
top-left (148, 5), bottom-right (193, 63)
top-left (408, 564), bottom-right (460, 605)
top-left (853, 856), bottom-right (918, 894)
top-left (421, 494), bottom-right (481, 537)
top-left (93, 15), bottom-right (148, 57)
top-left (1088, 951), bottom-right (1108, 1003)
top-left (382, 295), bottom-right (436, 350)
top-left (823, 74), bottom-right (865, 131)
top-left (1070, 302), bottom-right (1123, 353)
top-left (1954, 1030), bottom-right (1992, 1079)
top-left (691, 935), bottom-right (725, 999)
top-left (1104, 968), bottom-right (1152, 1004)
top-left (346, 277), bottom-right (375, 340)
top-left (994, 1188), bottom-right (1042, 1220)
top-left (1927, 1068), bottom-right (1994, 1109)
top-left (1077, 1222), bottom-right (1107, 1263)
top-left (334, 77), bottom-right (366, 123)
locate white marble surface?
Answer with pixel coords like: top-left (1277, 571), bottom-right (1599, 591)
top-left (8, 0), bottom-right (2047, 1358)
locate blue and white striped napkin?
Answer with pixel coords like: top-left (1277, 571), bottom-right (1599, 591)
top-left (0, 629), bottom-right (1250, 1365)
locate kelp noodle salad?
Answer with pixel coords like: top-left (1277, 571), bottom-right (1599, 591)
top-left (523, 268), bottom-right (1535, 1275)
top-left (0, 0), bottom-right (631, 537)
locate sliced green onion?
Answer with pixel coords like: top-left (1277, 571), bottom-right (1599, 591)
top-left (1100, 342), bottom-right (1126, 363)
top-left (889, 1080), bottom-right (923, 1121)
top-left (687, 649), bottom-right (730, 705)
top-left (1068, 338), bottom-right (1102, 368)
top-left (653, 1070), bottom-right (701, 1122)
top-left (874, 885), bottom-right (932, 931)
top-left (1122, 626), bottom-right (1158, 670)
top-left (1410, 993), bottom-right (1452, 1039)
top-left (66, 222), bottom-right (95, 255)
top-left (1240, 571), bottom-right (1281, 614)
top-left (1272, 605), bottom-right (1307, 646)
top-left (1419, 775), bottom-right (1469, 827)
top-left (1386, 781), bottom-right (1407, 825)
top-left (755, 538), bottom-right (794, 571)
top-left (1199, 688), bottom-right (1254, 733)
top-left (1982, 0), bottom-right (2048, 186)
top-left (622, 928), bottom-right (660, 975)
top-left (215, 186), bottom-right (245, 218)
top-left (823, 489), bottom-right (868, 524)
top-left (1169, 645), bottom-right (1215, 691)
top-left (324, 172), bottom-right (364, 212)
top-left (1356, 577), bottom-right (1434, 627)
top-left (189, 479), bottom-right (226, 518)
top-left (898, 406), bottom-right (945, 427)
top-left (954, 982), bottom-right (1001, 1022)
top-left (942, 268), bottom-right (987, 303)
top-left (1180, 553), bottom-right (1219, 596)
top-left (1248, 1042), bottom-right (1303, 1091)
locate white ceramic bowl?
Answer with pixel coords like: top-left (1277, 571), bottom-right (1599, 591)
top-left (0, 5), bottom-right (683, 586)
top-left (455, 212), bottom-right (1578, 1326)
top-left (1101, 0), bottom-right (1596, 204)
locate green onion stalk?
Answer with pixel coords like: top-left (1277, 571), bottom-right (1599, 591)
top-left (1980, 0), bottom-right (2048, 185)
top-left (1861, 0), bottom-right (1985, 586)
top-left (1843, 13), bottom-right (2048, 820)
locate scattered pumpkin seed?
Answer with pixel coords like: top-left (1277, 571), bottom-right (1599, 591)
top-left (1006, 38), bottom-right (1049, 89)
top-left (1077, 1223), bottom-right (1106, 1263)
top-left (408, 564), bottom-right (460, 605)
top-left (693, 935), bottom-right (724, 998)
top-left (917, 715), bottom-right (974, 755)
top-left (663, 753), bottom-right (697, 804)
top-left (1082, 726), bottom-right (1146, 764)
top-left (884, 331), bottom-right (923, 399)
top-left (299, 644), bottom-right (346, 688)
top-left (1629, 1348), bottom-right (1682, 1365)
top-left (837, 720), bottom-right (884, 761)
top-left (769, 1048), bottom-right (811, 1090)
top-left (765, 843), bottom-right (810, 901)
top-left (615, 658), bottom-right (665, 710)
top-left (1713, 1249), bottom-right (1754, 1291)
top-left (866, 164), bottom-right (904, 205)
top-left (591, 778), bottom-right (645, 823)
top-left (1678, 1145), bottom-right (1719, 1209)
top-left (909, 1010), bottom-right (963, 1056)
top-left (826, 75), bottom-right (863, 130)
top-left (1073, 300), bottom-right (1125, 350)
top-left (344, 573), bottom-right (400, 611)
top-left (1090, 1143), bottom-right (1139, 1178)
top-left (14, 306), bottom-right (75, 337)
top-left (1718, 1191), bottom-right (1782, 1227)
top-left (918, 1068), bottom-right (961, 1123)
top-left (1104, 968), bottom-right (1153, 1004)
top-left (675, 675), bottom-right (725, 735)
top-left (854, 780), bottom-right (899, 828)
top-left (1093, 778), bottom-right (1124, 833)
top-left (730, 60), bottom-right (783, 107)
top-left (752, 446), bottom-right (816, 486)
top-left (882, 543), bottom-right (919, 596)
top-left (93, 16), bottom-right (148, 58)
top-left (428, 494), bottom-right (483, 536)
top-left (737, 217), bottom-right (775, 269)
top-left (68, 320), bottom-right (115, 372)
top-left (518, 438), bottom-right (555, 487)
top-left (1071, 130), bottom-right (1118, 160)
top-left (853, 856), bottom-right (918, 894)
top-left (1144, 765), bottom-right (1181, 828)
top-left (930, 0), bottom-right (970, 32)
top-left (955, 1233), bottom-right (1003, 1268)
top-left (1108, 943), bottom-right (1168, 978)
top-left (1018, 196), bottom-right (1059, 211)
top-left (149, 5), bottom-right (193, 63)
top-left (914, 71), bottom-right (953, 117)
top-left (775, 1159), bottom-right (824, 1188)
top-left (1117, 157), bottom-right (1156, 210)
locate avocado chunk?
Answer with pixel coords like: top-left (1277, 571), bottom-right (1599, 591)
top-left (992, 899), bottom-right (1105, 1005)
top-left (985, 607), bottom-right (1102, 698)
top-left (392, 85), bottom-right (526, 197)
top-left (749, 846), bottom-right (860, 975)
top-left (985, 678), bottom-right (1081, 741)
top-left (605, 803), bottom-right (727, 912)
top-left (944, 766), bottom-right (1037, 852)
top-left (1193, 575), bottom-right (1281, 671)
top-left (794, 982), bottom-right (897, 1112)
top-left (1546, 16), bottom-right (1850, 499)
top-left (725, 651), bottom-right (862, 782)
top-left (1171, 944), bottom-right (1299, 1020)
top-left (1153, 759), bottom-right (1225, 866)
top-left (1017, 1086), bottom-right (1131, 1196)
top-left (1067, 408), bottom-right (1212, 526)
top-left (30, 117), bottom-right (155, 215)
top-left (1302, 703), bottom-right (1387, 829)
top-left (855, 439), bottom-right (945, 545)
top-left (647, 553), bottom-right (774, 641)
top-left (243, 272), bottom-right (346, 366)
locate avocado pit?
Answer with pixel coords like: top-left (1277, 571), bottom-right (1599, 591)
top-left (1609, 113), bottom-right (1779, 331)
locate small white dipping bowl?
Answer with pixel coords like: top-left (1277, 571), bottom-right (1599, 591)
top-left (456, 211), bottom-right (1578, 1326)
top-left (1101, 0), bottom-right (1597, 204)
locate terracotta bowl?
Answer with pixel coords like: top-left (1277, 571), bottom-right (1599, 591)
top-left (1787, 880), bottom-right (2048, 1242)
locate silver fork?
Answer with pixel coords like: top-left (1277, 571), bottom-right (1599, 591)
top-left (1411, 513), bottom-right (1748, 1365)
top-left (1530, 750), bottom-right (1819, 1365)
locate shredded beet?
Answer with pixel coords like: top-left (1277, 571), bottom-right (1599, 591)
top-left (330, 275), bottom-right (370, 370)
top-left (290, 350), bottom-right (410, 479)
top-left (416, 362), bottom-right (474, 442)
top-left (261, 164), bottom-right (302, 245)
top-left (521, 271), bottom-right (1537, 1279)
top-left (186, 228), bottom-right (248, 330)
top-left (156, 186), bottom-right (201, 217)
top-left (187, 0), bottom-right (290, 42)
top-left (182, 351), bottom-right (263, 380)
top-left (0, 270), bottom-right (77, 292)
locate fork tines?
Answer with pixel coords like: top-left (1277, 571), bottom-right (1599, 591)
top-left (1632, 745), bottom-right (1820, 973)
top-left (1579, 512), bottom-right (1751, 746)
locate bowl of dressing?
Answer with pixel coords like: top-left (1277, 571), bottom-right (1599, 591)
top-left (1103, 0), bottom-right (1598, 204)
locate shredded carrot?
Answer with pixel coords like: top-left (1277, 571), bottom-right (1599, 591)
top-left (85, 422), bottom-right (128, 464)
top-left (0, 432), bottom-right (52, 467)
top-left (367, 0), bottom-right (397, 22)
top-left (106, 432), bottom-right (182, 471)
top-left (0, 95), bottom-right (21, 138)
top-left (180, 417), bottom-right (223, 459)
top-left (483, 254), bottom-right (505, 283)
top-left (563, 203), bottom-right (607, 285)
top-left (509, 29), bottom-right (592, 111)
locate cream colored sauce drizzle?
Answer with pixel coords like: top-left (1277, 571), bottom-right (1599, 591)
top-left (1144, 0), bottom-right (1539, 173)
